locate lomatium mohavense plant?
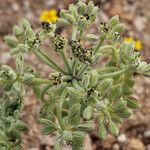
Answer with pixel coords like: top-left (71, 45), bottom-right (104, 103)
top-left (0, 1), bottom-right (150, 150)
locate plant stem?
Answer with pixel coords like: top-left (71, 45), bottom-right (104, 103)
top-left (98, 68), bottom-right (128, 79)
top-left (79, 29), bottom-right (83, 40)
top-left (76, 64), bottom-right (89, 79)
top-left (93, 38), bottom-right (105, 55)
top-left (71, 58), bottom-right (77, 76)
top-left (72, 79), bottom-right (83, 91)
top-left (41, 84), bottom-right (53, 102)
top-left (32, 78), bottom-right (52, 85)
top-left (56, 90), bottom-right (68, 130)
top-left (96, 67), bottom-right (118, 74)
top-left (99, 45), bottom-right (115, 54)
top-left (38, 49), bottom-right (68, 74)
top-left (33, 49), bottom-right (67, 74)
top-left (60, 50), bottom-right (72, 76)
top-left (71, 27), bottom-right (78, 76)
top-left (72, 27), bottom-right (78, 41)
top-left (6, 146), bottom-right (10, 150)
top-left (98, 45), bottom-right (119, 65)
top-left (33, 50), bottom-right (57, 70)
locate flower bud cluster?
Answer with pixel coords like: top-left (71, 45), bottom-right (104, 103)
top-left (70, 40), bottom-right (92, 63)
top-left (52, 35), bottom-right (67, 52)
top-left (49, 72), bottom-right (62, 85)
top-left (59, 1), bottom-right (98, 29)
top-left (98, 16), bottom-right (125, 43)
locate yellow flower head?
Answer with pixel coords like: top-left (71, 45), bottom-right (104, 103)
top-left (40, 9), bottom-right (59, 23)
top-left (124, 37), bottom-right (142, 51)
top-left (124, 37), bottom-right (134, 43)
top-left (135, 40), bottom-right (142, 50)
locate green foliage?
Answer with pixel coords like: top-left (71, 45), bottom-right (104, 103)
top-left (0, 0), bottom-right (149, 149)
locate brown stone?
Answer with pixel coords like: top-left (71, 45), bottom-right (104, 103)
top-left (127, 138), bottom-right (145, 150)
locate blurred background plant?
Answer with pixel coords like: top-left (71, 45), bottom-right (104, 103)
top-left (0, 0), bottom-right (150, 150)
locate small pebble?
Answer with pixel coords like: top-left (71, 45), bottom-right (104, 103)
top-left (144, 130), bottom-right (150, 138)
top-left (128, 138), bottom-right (145, 150)
top-left (134, 16), bottom-right (147, 31)
top-left (143, 130), bottom-right (150, 145)
top-left (117, 134), bottom-right (127, 143)
top-left (147, 144), bottom-right (150, 150)
top-left (112, 143), bottom-right (120, 150)
top-left (12, 3), bottom-right (20, 12)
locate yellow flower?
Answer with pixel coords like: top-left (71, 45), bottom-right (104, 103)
top-left (124, 37), bottom-right (142, 51)
top-left (40, 9), bottom-right (59, 23)
top-left (135, 40), bottom-right (142, 50)
top-left (124, 37), bottom-right (134, 43)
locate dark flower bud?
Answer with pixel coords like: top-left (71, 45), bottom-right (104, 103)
top-left (41, 21), bottom-right (52, 32)
top-left (49, 72), bottom-right (62, 85)
top-left (52, 35), bottom-right (67, 52)
top-left (70, 40), bottom-right (92, 63)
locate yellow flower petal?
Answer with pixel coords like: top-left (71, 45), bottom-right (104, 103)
top-left (40, 9), bottom-right (58, 23)
top-left (48, 9), bottom-right (57, 16)
top-left (135, 40), bottom-right (142, 50)
top-left (124, 37), bottom-right (134, 43)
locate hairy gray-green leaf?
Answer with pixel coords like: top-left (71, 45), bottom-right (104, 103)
top-left (63, 130), bottom-right (73, 144)
top-left (54, 138), bottom-right (62, 150)
top-left (83, 106), bottom-right (93, 119)
top-left (33, 86), bottom-right (41, 99)
top-left (4, 36), bottom-right (19, 48)
top-left (126, 97), bottom-right (141, 109)
top-left (108, 15), bottom-right (119, 29)
top-left (109, 120), bottom-right (119, 136)
top-left (68, 103), bottom-right (81, 126)
top-left (97, 79), bottom-right (113, 97)
top-left (76, 121), bottom-right (93, 131)
top-left (98, 122), bottom-right (107, 139)
top-left (72, 131), bottom-right (85, 148)
top-left (113, 100), bottom-right (127, 111)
